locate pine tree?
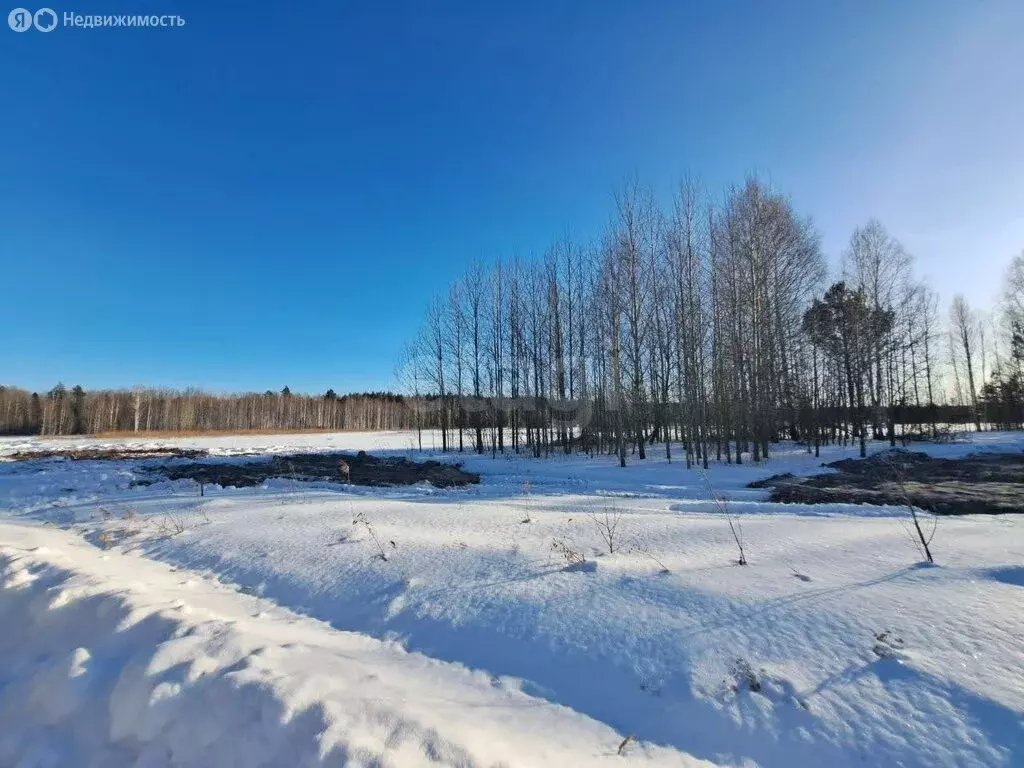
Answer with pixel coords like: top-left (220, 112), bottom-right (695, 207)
top-left (29, 392), bottom-right (42, 433)
top-left (71, 385), bottom-right (86, 434)
top-left (804, 282), bottom-right (894, 456)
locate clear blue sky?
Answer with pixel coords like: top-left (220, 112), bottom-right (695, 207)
top-left (3, 0), bottom-right (1022, 395)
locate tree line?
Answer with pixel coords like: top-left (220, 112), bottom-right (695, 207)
top-left (4, 177), bottom-right (1019, 447)
top-left (0, 386), bottom-right (421, 436)
top-left (399, 174), bottom-right (1024, 462)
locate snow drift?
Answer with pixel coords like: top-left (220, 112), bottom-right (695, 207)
top-left (0, 524), bottom-right (705, 768)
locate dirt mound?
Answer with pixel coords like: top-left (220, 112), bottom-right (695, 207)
top-left (747, 472), bottom-right (796, 489)
top-left (150, 451), bottom-right (480, 489)
top-left (750, 450), bottom-right (1024, 515)
top-left (824, 450), bottom-right (934, 476)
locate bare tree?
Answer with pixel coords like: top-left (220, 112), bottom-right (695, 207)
top-left (877, 454), bottom-right (937, 564)
top-left (950, 294), bottom-right (982, 432)
top-left (702, 472), bottom-right (746, 565)
top-left (601, 238), bottom-right (628, 467)
top-left (589, 506), bottom-right (624, 554)
top-left (613, 178), bottom-right (656, 460)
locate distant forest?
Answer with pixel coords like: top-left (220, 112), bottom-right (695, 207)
top-left (0, 382), bottom-right (1013, 446)
top-left (0, 387), bottom-right (416, 436)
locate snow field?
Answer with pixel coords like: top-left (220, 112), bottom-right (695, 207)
top-left (1, 429), bottom-right (1023, 766)
top-left (0, 524), bottom-right (706, 767)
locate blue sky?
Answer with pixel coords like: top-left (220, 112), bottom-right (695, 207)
top-left (3, 0), bottom-right (1022, 394)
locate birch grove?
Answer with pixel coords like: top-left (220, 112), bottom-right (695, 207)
top-left (399, 175), bottom-right (1020, 461)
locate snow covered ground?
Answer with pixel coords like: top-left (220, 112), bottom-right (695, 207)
top-left (1, 430), bottom-right (1022, 767)
top-left (0, 429), bottom-right (422, 459)
top-left (0, 524), bottom-right (700, 767)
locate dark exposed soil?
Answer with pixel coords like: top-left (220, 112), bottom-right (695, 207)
top-left (751, 450), bottom-right (1024, 515)
top-left (5, 447), bottom-right (211, 461)
top-left (149, 451), bottom-right (480, 489)
top-left (747, 472), bottom-right (796, 489)
top-left (4, 446), bottom-right (479, 489)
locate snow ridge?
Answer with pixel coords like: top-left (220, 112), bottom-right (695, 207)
top-left (0, 525), bottom-right (705, 768)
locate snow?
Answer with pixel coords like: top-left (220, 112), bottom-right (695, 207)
top-left (2, 430), bottom-right (1023, 766)
top-left (0, 524), bottom-right (703, 767)
top-left (0, 430), bottom-right (421, 460)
